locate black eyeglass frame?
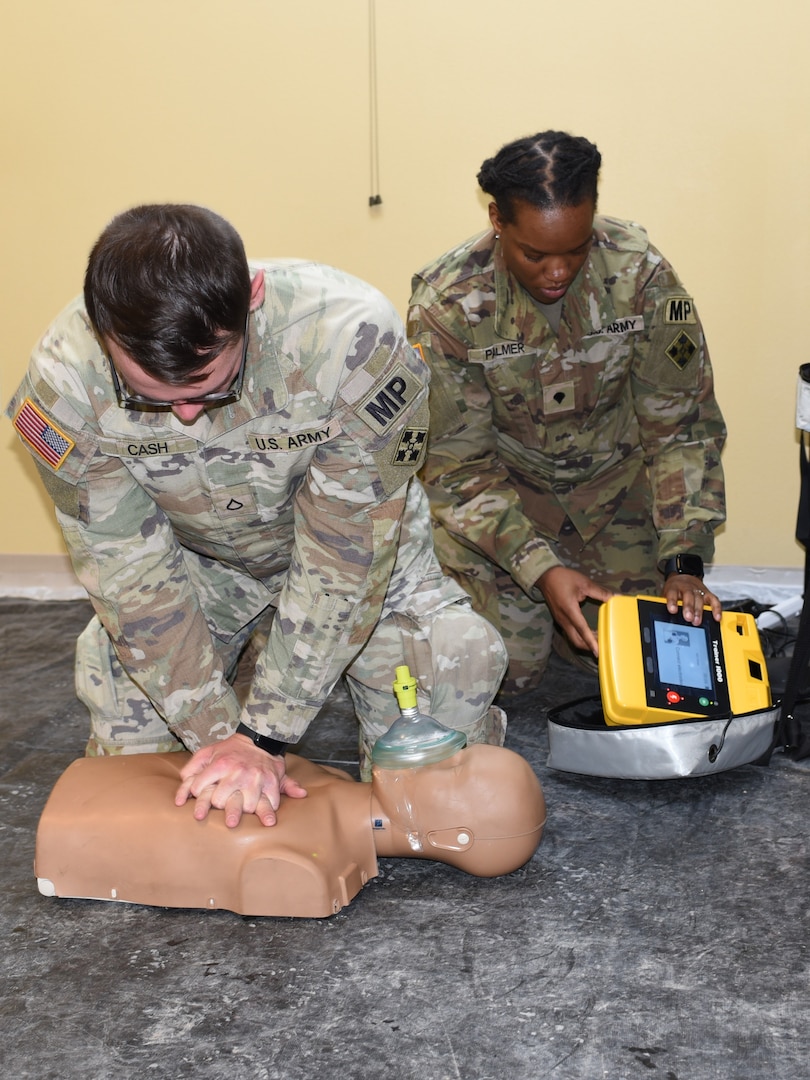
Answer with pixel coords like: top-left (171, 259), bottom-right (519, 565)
top-left (106, 313), bottom-right (250, 410)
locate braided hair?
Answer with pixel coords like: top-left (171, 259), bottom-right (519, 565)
top-left (477, 131), bottom-right (601, 223)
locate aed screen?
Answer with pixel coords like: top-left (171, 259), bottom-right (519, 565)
top-left (653, 622), bottom-right (713, 691)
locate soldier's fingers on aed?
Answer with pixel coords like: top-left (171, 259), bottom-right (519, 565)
top-left (562, 602), bottom-right (595, 643)
top-left (689, 590), bottom-right (721, 626)
top-left (562, 621), bottom-right (596, 654)
top-left (577, 625), bottom-right (600, 657)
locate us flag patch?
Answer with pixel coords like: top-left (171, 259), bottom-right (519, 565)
top-left (13, 398), bottom-right (75, 469)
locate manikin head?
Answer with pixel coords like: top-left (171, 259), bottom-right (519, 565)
top-left (371, 743), bottom-right (546, 878)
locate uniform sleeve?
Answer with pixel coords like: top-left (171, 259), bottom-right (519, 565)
top-left (407, 293), bottom-right (559, 597)
top-left (242, 327), bottom-right (431, 743)
top-left (630, 256), bottom-right (727, 566)
top-left (7, 374), bottom-right (243, 751)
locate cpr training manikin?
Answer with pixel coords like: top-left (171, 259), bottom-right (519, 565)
top-left (35, 668), bottom-right (546, 918)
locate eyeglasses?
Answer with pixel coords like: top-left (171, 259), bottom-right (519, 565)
top-left (107, 314), bottom-right (250, 410)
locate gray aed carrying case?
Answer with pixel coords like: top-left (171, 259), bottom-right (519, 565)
top-left (546, 696), bottom-right (780, 780)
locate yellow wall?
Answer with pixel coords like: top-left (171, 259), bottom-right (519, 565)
top-left (3, 0), bottom-right (808, 566)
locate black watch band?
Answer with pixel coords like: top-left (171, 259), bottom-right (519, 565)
top-left (661, 553), bottom-right (704, 580)
top-left (235, 722), bottom-right (286, 756)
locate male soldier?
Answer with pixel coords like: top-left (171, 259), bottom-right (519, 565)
top-left (8, 204), bottom-right (507, 826)
top-left (407, 131), bottom-right (727, 693)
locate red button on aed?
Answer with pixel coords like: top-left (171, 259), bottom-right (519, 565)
top-left (666, 690), bottom-right (682, 704)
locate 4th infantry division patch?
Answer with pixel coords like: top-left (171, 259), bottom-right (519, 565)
top-left (665, 331), bottom-right (698, 371)
top-left (393, 427), bottom-right (427, 465)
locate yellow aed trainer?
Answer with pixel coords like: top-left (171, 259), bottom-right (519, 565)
top-left (598, 595), bottom-right (772, 727)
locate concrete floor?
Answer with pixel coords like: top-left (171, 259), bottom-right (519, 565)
top-left (1, 598), bottom-right (808, 1080)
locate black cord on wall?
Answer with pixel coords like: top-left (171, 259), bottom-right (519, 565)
top-left (368, 0), bottom-right (382, 207)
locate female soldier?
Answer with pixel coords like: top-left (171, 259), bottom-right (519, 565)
top-left (408, 131), bottom-right (726, 692)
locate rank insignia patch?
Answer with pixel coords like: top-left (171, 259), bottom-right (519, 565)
top-left (393, 427), bottom-right (427, 465)
top-left (665, 331), bottom-right (698, 370)
top-left (543, 381), bottom-right (576, 415)
top-left (13, 398), bottom-right (75, 469)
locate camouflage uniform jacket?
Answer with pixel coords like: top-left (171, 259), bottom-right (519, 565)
top-left (7, 260), bottom-right (431, 747)
top-left (407, 218), bottom-right (727, 599)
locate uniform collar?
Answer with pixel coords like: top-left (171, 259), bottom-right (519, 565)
top-left (208, 305), bottom-right (289, 435)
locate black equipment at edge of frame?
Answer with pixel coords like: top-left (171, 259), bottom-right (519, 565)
top-left (775, 426), bottom-right (810, 759)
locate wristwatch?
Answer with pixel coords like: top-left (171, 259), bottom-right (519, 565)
top-left (235, 721), bottom-right (287, 756)
top-left (661, 553), bottom-right (704, 580)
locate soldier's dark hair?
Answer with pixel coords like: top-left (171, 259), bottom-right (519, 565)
top-left (84, 204), bottom-right (252, 383)
top-left (477, 131), bottom-right (601, 223)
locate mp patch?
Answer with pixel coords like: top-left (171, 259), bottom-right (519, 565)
top-left (665, 331), bottom-right (698, 370)
top-left (13, 397), bottom-right (75, 469)
top-left (356, 362), bottom-right (423, 434)
top-left (664, 296), bottom-right (696, 324)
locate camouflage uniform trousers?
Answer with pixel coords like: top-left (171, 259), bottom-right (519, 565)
top-left (431, 480), bottom-right (660, 695)
top-left (76, 587), bottom-right (508, 781)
